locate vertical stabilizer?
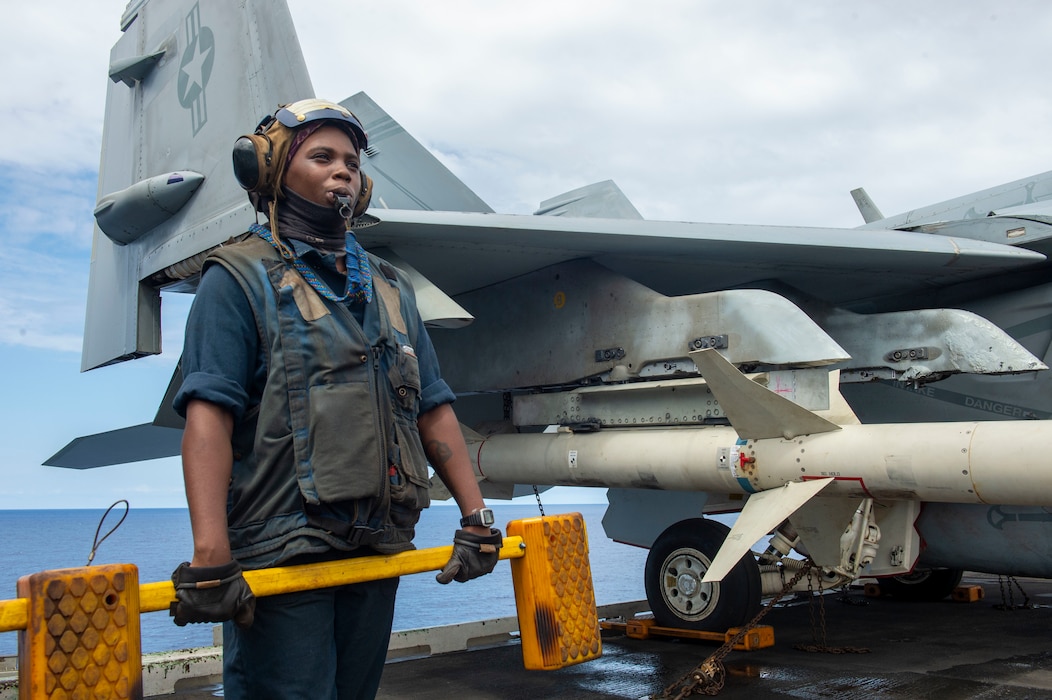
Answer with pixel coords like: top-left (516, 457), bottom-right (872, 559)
top-left (534, 180), bottom-right (642, 220)
top-left (83, 0), bottom-right (314, 370)
top-left (342, 92), bottom-right (493, 214)
top-left (851, 187), bottom-right (885, 224)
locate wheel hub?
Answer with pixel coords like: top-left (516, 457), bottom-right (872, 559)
top-left (661, 548), bottom-right (718, 621)
top-left (677, 572), bottom-right (699, 597)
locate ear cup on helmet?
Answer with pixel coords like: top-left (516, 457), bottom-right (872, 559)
top-left (354, 172), bottom-right (373, 218)
top-left (231, 134), bottom-right (268, 191)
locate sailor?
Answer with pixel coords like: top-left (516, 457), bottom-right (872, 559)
top-left (169, 98), bottom-right (501, 699)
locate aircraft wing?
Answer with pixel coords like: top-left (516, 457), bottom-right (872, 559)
top-left (356, 208), bottom-right (1046, 308)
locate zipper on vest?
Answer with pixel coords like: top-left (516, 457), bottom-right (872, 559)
top-left (372, 343), bottom-right (389, 506)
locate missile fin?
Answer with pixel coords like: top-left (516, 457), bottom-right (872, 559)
top-left (689, 348), bottom-right (841, 439)
top-left (701, 477), bottom-right (834, 583)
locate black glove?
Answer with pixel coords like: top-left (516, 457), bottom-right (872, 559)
top-left (436, 528), bottom-right (503, 584)
top-left (170, 560), bottom-right (256, 629)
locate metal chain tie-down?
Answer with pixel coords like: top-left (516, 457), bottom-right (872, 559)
top-left (996, 575), bottom-right (1032, 611)
top-left (656, 558), bottom-right (816, 699)
top-left (794, 567), bottom-right (870, 655)
top-left (532, 485), bottom-right (546, 517)
top-left (507, 389), bottom-right (549, 518)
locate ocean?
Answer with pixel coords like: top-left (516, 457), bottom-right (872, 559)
top-left (0, 503), bottom-right (647, 656)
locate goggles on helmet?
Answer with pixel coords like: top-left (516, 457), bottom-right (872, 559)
top-left (272, 99), bottom-right (368, 151)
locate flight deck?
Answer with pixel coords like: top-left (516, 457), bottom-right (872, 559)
top-left (156, 572), bottom-right (1052, 699)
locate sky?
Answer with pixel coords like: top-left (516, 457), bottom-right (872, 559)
top-left (2, 1), bottom-right (1052, 509)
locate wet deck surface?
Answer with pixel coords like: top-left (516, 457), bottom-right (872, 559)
top-left (164, 573), bottom-right (1052, 698)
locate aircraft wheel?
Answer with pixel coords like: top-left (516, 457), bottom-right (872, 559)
top-left (876, 568), bottom-right (964, 601)
top-left (644, 518), bottom-right (761, 631)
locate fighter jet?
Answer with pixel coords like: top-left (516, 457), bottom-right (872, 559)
top-left (49, 0), bottom-right (1052, 631)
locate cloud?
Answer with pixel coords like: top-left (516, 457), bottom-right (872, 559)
top-left (0, 166), bottom-right (96, 351)
top-left (287, 0), bottom-right (1052, 230)
top-left (0, 5), bottom-right (114, 170)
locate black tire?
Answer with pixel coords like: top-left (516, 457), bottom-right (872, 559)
top-left (644, 518), bottom-right (761, 631)
top-left (876, 568), bottom-right (964, 601)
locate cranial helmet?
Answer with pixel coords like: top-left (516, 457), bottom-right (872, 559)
top-left (232, 98), bottom-right (373, 219)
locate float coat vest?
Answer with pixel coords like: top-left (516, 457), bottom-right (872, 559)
top-left (204, 234), bottom-right (431, 568)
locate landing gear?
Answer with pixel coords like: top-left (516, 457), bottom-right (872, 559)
top-left (644, 518), bottom-right (761, 631)
top-left (876, 568), bottom-right (964, 601)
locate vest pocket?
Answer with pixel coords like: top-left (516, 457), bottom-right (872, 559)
top-left (385, 343), bottom-right (428, 511)
top-left (387, 344), bottom-right (421, 415)
top-left (306, 381), bottom-right (385, 502)
top-left (390, 419), bottom-right (431, 512)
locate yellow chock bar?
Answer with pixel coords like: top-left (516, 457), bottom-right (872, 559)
top-left (509, 513), bottom-right (602, 670)
top-left (137, 536), bottom-right (524, 613)
top-left (601, 616), bottom-right (775, 650)
top-left (0, 537), bottom-right (526, 698)
top-left (724, 625), bottom-right (775, 651)
top-left (17, 563), bottom-right (143, 700)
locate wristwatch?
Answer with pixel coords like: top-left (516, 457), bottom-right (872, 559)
top-left (460, 508), bottom-right (495, 528)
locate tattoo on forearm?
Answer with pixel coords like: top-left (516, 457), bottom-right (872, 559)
top-left (425, 439), bottom-right (453, 468)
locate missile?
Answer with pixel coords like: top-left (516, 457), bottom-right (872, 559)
top-left (467, 348), bottom-right (1052, 508)
top-left (469, 418), bottom-right (1048, 507)
top-left (467, 348), bottom-right (1052, 584)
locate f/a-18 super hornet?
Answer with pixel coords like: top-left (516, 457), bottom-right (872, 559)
top-left (50, 0), bottom-right (1052, 630)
